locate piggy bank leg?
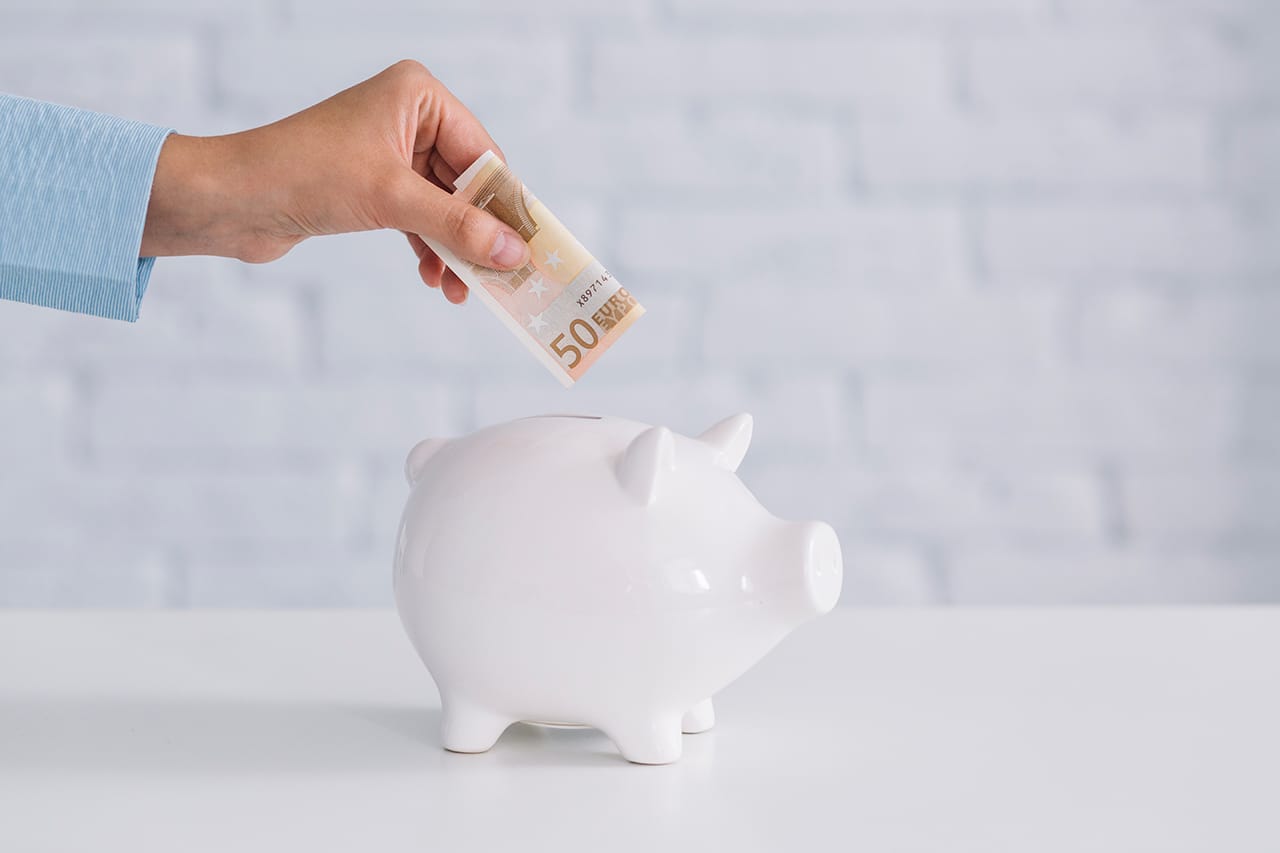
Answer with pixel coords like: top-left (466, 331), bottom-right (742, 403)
top-left (603, 713), bottom-right (683, 765)
top-left (681, 699), bottom-right (715, 734)
top-left (440, 698), bottom-right (513, 754)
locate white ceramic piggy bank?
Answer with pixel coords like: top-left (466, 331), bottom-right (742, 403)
top-left (393, 413), bottom-right (843, 764)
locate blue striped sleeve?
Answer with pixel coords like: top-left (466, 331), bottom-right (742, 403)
top-left (0, 94), bottom-right (172, 322)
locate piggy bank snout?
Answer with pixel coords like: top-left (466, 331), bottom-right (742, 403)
top-left (797, 521), bottom-right (843, 615)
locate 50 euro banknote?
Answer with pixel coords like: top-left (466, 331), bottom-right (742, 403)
top-left (422, 151), bottom-right (644, 387)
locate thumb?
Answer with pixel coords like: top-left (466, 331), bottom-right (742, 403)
top-left (385, 171), bottom-right (530, 270)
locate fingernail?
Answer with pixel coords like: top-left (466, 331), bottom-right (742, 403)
top-left (489, 231), bottom-right (529, 268)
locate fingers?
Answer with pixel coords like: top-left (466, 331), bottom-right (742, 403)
top-left (405, 230), bottom-right (468, 303)
top-left (418, 250), bottom-right (446, 289)
top-left (387, 171), bottom-right (530, 271)
top-left (427, 149), bottom-right (459, 189)
top-left (419, 74), bottom-right (505, 178)
top-left (441, 268), bottom-right (469, 304)
top-left (384, 61), bottom-right (506, 300)
top-left (405, 232), bottom-right (442, 284)
top-left (405, 230), bottom-right (428, 263)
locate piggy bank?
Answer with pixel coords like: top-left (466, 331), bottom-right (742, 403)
top-left (393, 413), bottom-right (843, 764)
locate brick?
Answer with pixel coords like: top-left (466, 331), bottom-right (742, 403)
top-left (1234, 385), bottom-right (1280, 458)
top-left (750, 458), bottom-right (1105, 543)
top-left (837, 542), bottom-right (943, 605)
top-left (741, 458), bottom-right (857, 529)
top-left (216, 35), bottom-right (574, 120)
top-left (0, 543), bottom-right (177, 607)
top-left (862, 467), bottom-right (1105, 542)
top-left (89, 379), bottom-right (461, 461)
top-left (861, 371), bottom-right (1248, 463)
top-left (134, 261), bottom-right (308, 372)
top-left (513, 113), bottom-right (848, 202)
top-left (948, 544), bottom-right (1280, 604)
top-left (982, 203), bottom-right (1280, 277)
top-left (1225, 118), bottom-right (1280, 194)
top-left (369, 466), bottom-right (417, 573)
top-left (1073, 288), bottom-right (1280, 369)
top-left (0, 35), bottom-right (203, 124)
top-left (860, 112), bottom-right (1212, 191)
top-left (472, 374), bottom-right (753, 439)
top-left (0, 469), bottom-right (368, 547)
top-left (703, 284), bottom-right (1061, 370)
top-left (738, 377), bottom-right (852, 458)
top-left (617, 204), bottom-right (968, 283)
top-left (1123, 467), bottom-right (1280, 544)
top-left (1056, 0), bottom-right (1275, 24)
top-left (970, 30), bottom-right (1279, 108)
top-left (184, 545), bottom-right (392, 607)
top-left (0, 258), bottom-right (306, 378)
top-left (5, 0), bottom-right (277, 28)
top-left (473, 372), bottom-right (849, 461)
top-left (590, 35), bottom-right (950, 112)
top-left (318, 277), bottom-right (537, 374)
top-left (665, 0), bottom-right (1045, 21)
top-left (0, 378), bottom-right (75, 473)
top-left (283, 0), bottom-right (650, 28)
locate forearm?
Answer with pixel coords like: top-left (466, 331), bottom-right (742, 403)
top-left (0, 93), bottom-right (171, 321)
top-left (141, 132), bottom-right (296, 263)
top-left (3, 61), bottom-right (525, 321)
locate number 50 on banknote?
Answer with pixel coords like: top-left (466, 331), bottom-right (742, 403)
top-left (421, 151), bottom-right (644, 387)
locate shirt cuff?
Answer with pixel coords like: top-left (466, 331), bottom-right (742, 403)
top-left (0, 94), bottom-right (172, 322)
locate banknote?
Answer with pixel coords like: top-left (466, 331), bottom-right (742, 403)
top-left (422, 151), bottom-right (644, 387)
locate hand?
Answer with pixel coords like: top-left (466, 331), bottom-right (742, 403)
top-left (140, 60), bottom-right (530, 304)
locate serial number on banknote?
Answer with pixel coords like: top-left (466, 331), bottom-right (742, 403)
top-left (576, 270), bottom-right (614, 308)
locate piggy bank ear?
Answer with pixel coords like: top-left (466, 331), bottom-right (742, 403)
top-left (698, 413), bottom-right (753, 471)
top-left (405, 438), bottom-right (449, 486)
top-left (616, 426), bottom-right (676, 505)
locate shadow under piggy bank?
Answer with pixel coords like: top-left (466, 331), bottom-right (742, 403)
top-left (0, 695), bottom-right (718, 774)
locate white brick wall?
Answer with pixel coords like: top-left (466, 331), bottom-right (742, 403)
top-left (0, 0), bottom-right (1276, 606)
top-left (983, 204), bottom-right (1280, 277)
top-left (968, 30), bottom-right (1277, 108)
top-left (618, 205), bottom-right (970, 282)
top-left (591, 35), bottom-right (952, 111)
top-left (0, 35), bottom-right (204, 120)
top-left (860, 113), bottom-right (1213, 191)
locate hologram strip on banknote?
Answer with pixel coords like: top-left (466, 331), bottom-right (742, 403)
top-left (422, 150), bottom-right (644, 387)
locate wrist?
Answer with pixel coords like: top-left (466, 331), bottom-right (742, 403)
top-left (141, 133), bottom-right (289, 262)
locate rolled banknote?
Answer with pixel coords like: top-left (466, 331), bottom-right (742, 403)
top-left (422, 151), bottom-right (644, 387)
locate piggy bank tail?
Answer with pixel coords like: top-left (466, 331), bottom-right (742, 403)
top-left (405, 438), bottom-right (450, 485)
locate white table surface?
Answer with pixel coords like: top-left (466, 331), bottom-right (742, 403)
top-left (1, 609), bottom-right (1277, 853)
